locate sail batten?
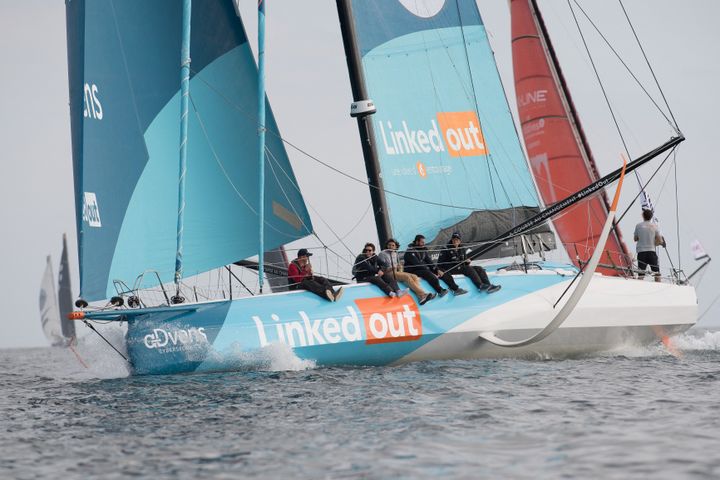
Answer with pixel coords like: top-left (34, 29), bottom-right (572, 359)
top-left (66, 0), bottom-right (312, 301)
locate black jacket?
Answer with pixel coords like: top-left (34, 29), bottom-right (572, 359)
top-left (437, 242), bottom-right (467, 273)
top-left (352, 254), bottom-right (382, 280)
top-left (403, 243), bottom-right (437, 274)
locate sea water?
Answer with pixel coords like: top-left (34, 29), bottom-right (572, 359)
top-left (2, 327), bottom-right (720, 479)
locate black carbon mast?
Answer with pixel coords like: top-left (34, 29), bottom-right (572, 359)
top-left (336, 0), bottom-right (393, 245)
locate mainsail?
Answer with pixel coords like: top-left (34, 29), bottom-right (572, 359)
top-left (65, 0), bottom-right (312, 301)
top-left (338, 0), bottom-right (553, 257)
top-left (510, 0), bottom-right (631, 272)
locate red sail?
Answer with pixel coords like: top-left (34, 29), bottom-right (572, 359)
top-left (510, 0), bottom-right (631, 274)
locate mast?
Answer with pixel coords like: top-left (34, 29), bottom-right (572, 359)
top-left (257, 0), bottom-right (266, 294)
top-left (174, 0), bottom-right (192, 296)
top-left (336, 0), bottom-right (392, 245)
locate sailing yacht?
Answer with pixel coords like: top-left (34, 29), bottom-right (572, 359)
top-left (65, 0), bottom-right (699, 375)
top-left (39, 234), bottom-right (76, 347)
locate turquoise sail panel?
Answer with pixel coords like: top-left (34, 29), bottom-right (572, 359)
top-left (65, 0), bottom-right (312, 301)
top-left (348, 1), bottom-right (548, 251)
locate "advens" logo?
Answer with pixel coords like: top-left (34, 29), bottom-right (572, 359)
top-left (378, 111), bottom-right (488, 158)
top-left (143, 327), bottom-right (207, 350)
top-left (252, 295), bottom-right (423, 347)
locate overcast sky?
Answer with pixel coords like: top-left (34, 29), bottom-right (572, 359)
top-left (1, 0), bottom-right (718, 349)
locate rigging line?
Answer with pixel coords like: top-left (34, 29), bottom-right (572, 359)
top-left (651, 149), bottom-right (679, 212)
top-left (566, 0), bottom-right (631, 157)
top-left (698, 291), bottom-right (720, 322)
top-left (567, 0), bottom-right (652, 224)
top-left (263, 145), bottom-right (314, 235)
top-left (618, 0), bottom-right (679, 130)
top-left (264, 147), bottom-right (356, 263)
top-left (453, 0), bottom-right (497, 204)
top-left (188, 94), bottom-right (298, 240)
top-left (422, 36), bottom-right (482, 213)
top-left (280, 137), bottom-right (483, 211)
top-left (615, 147), bottom-right (675, 225)
top-left (311, 231), bottom-right (354, 271)
top-left (416, 16), bottom-right (487, 210)
top-left (82, 320), bottom-right (129, 363)
top-left (188, 69), bottom-right (486, 212)
top-left (322, 202), bottom-right (374, 248)
top-left (673, 147), bottom-right (681, 273)
top-left (455, 2), bottom-right (529, 207)
top-left (570, 0), bottom-right (678, 132)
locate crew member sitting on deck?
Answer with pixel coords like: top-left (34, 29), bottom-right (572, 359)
top-left (438, 232), bottom-right (501, 293)
top-left (634, 209), bottom-right (665, 282)
top-left (378, 238), bottom-right (434, 305)
top-left (404, 234), bottom-right (467, 297)
top-left (353, 243), bottom-right (406, 298)
top-left (288, 248), bottom-right (344, 301)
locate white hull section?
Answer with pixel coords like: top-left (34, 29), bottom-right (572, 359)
top-left (400, 274), bottom-right (697, 362)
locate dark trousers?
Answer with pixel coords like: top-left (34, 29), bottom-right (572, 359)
top-left (410, 267), bottom-right (459, 292)
top-left (637, 251), bottom-right (659, 276)
top-left (449, 264), bottom-right (490, 289)
top-left (299, 275), bottom-right (333, 299)
top-left (358, 274), bottom-right (399, 295)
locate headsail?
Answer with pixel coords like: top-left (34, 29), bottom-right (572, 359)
top-left (510, 0), bottom-right (630, 273)
top-left (39, 256), bottom-right (64, 346)
top-left (65, 0), bottom-right (312, 301)
top-left (338, 0), bottom-right (552, 257)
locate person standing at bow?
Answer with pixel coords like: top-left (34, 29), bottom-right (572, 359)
top-left (288, 248), bottom-right (344, 301)
top-left (634, 209), bottom-right (665, 282)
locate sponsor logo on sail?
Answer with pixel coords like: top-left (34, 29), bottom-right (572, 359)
top-left (83, 83), bottom-right (103, 120)
top-left (378, 111), bottom-right (488, 158)
top-left (143, 327), bottom-right (208, 353)
top-left (416, 162), bottom-right (427, 178)
top-left (517, 89), bottom-right (548, 108)
top-left (252, 296), bottom-right (423, 347)
top-left (82, 192), bottom-right (102, 228)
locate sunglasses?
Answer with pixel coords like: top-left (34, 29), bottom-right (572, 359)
top-left (363, 249), bottom-right (374, 253)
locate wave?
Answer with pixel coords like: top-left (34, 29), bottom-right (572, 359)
top-left (197, 342), bottom-right (316, 373)
top-left (69, 323), bottom-right (131, 379)
top-left (670, 329), bottom-right (720, 351)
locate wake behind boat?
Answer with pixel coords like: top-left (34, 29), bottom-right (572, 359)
top-left (65, 0), bottom-right (704, 375)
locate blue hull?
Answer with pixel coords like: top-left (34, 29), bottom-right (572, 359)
top-left (106, 268), bottom-right (572, 375)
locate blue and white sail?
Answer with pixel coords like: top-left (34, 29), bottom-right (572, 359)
top-left (65, 0), bottom-right (312, 301)
top-left (341, 0), bottom-right (552, 255)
